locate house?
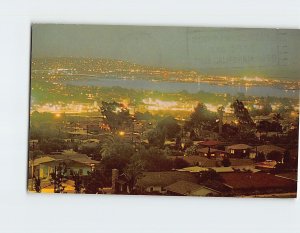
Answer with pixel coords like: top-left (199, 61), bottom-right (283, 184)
top-left (256, 145), bottom-right (285, 159)
top-left (135, 171), bottom-right (198, 194)
top-left (177, 166), bottom-right (234, 173)
top-left (198, 147), bottom-right (229, 158)
top-left (226, 144), bottom-right (253, 158)
top-left (165, 180), bottom-right (220, 196)
top-left (31, 152), bottom-right (99, 180)
top-left (169, 156), bottom-right (221, 167)
top-left (219, 172), bottom-right (297, 196)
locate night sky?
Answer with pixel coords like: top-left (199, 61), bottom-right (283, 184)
top-left (32, 24), bottom-right (300, 79)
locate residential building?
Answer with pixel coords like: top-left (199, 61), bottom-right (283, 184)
top-left (226, 144), bottom-right (253, 158)
top-left (165, 181), bottom-right (220, 196)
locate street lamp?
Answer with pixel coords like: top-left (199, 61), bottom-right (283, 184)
top-left (118, 131), bottom-right (125, 136)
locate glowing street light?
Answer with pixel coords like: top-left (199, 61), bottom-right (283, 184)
top-left (118, 131), bottom-right (125, 136)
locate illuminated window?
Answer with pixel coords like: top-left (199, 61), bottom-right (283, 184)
top-left (243, 150), bottom-right (246, 153)
top-left (230, 149), bottom-right (235, 154)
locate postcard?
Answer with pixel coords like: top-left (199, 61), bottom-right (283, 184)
top-left (28, 24), bottom-right (299, 197)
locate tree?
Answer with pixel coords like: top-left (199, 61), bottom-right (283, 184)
top-left (273, 113), bottom-right (283, 122)
top-left (100, 134), bottom-right (119, 158)
top-left (221, 123), bottom-right (239, 141)
top-left (231, 99), bottom-right (254, 127)
top-left (173, 158), bottom-right (190, 169)
top-left (221, 157), bottom-right (231, 167)
top-left (38, 138), bottom-right (73, 154)
top-left (183, 139), bottom-right (193, 150)
top-left (255, 152), bottom-right (266, 162)
top-left (101, 154), bottom-right (131, 175)
top-left (270, 121), bottom-right (282, 135)
top-left (132, 147), bottom-right (173, 172)
top-left (260, 100), bottom-right (272, 116)
top-left (100, 101), bottom-right (131, 132)
top-left (268, 151), bottom-right (283, 163)
top-left (185, 103), bottom-right (217, 139)
top-left (50, 163), bottom-right (67, 193)
top-left (83, 169), bottom-right (106, 194)
top-left (185, 145), bottom-right (198, 156)
top-left (124, 160), bottom-right (144, 194)
top-left (257, 120), bottom-right (272, 136)
top-left (146, 128), bottom-right (165, 148)
top-left (157, 116), bottom-right (181, 140)
top-left (30, 112), bottom-right (66, 141)
top-left (198, 169), bottom-right (223, 184)
top-left (71, 171), bottom-right (83, 193)
top-left (33, 176), bottom-right (41, 193)
top-left (175, 136), bottom-right (182, 150)
top-left (100, 134), bottom-right (134, 158)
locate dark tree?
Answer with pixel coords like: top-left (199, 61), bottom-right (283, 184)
top-left (257, 120), bottom-right (272, 135)
top-left (83, 169), bottom-right (106, 194)
top-left (146, 128), bottom-right (166, 148)
top-left (101, 154), bottom-right (131, 175)
top-left (132, 147), bottom-right (173, 172)
top-left (50, 163), bottom-right (67, 193)
top-left (267, 151), bottom-right (283, 163)
top-left (255, 152), bottom-right (266, 162)
top-left (157, 116), bottom-right (181, 140)
top-left (33, 176), bottom-right (41, 193)
top-left (124, 160), bottom-right (144, 194)
top-left (198, 169), bottom-right (223, 184)
top-left (221, 157), bottom-right (231, 167)
top-left (184, 103), bottom-right (217, 140)
top-left (173, 158), bottom-right (190, 169)
top-left (270, 121), bottom-right (282, 134)
top-left (100, 101), bottom-right (131, 132)
top-left (260, 100), bottom-right (272, 116)
top-left (221, 123), bottom-right (239, 140)
top-left (71, 171), bottom-right (83, 193)
top-left (175, 136), bottom-right (182, 150)
top-left (100, 134), bottom-right (134, 158)
top-left (232, 100), bottom-right (254, 127)
top-left (273, 113), bottom-right (283, 122)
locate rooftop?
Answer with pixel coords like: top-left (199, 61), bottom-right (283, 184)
top-left (177, 166), bottom-right (234, 173)
top-left (136, 171), bottom-right (197, 188)
top-left (170, 156), bottom-right (219, 167)
top-left (220, 172), bottom-right (297, 191)
top-left (165, 180), bottom-right (218, 196)
top-left (256, 145), bottom-right (285, 155)
top-left (227, 144), bottom-right (252, 150)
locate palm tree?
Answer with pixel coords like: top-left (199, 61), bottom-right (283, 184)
top-left (124, 160), bottom-right (144, 194)
top-left (100, 134), bottom-right (119, 157)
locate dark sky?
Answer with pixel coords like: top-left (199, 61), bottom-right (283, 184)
top-left (32, 24), bottom-right (300, 79)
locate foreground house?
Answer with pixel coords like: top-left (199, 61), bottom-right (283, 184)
top-left (177, 166), bottom-right (234, 173)
top-left (165, 180), bottom-right (220, 196)
top-left (256, 145), bottom-right (285, 159)
top-left (219, 172), bottom-right (297, 197)
top-left (198, 147), bottom-right (229, 158)
top-left (226, 144), bottom-right (253, 158)
top-left (169, 156), bottom-right (221, 167)
top-left (135, 171), bottom-right (198, 195)
top-left (30, 152), bottom-right (99, 179)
